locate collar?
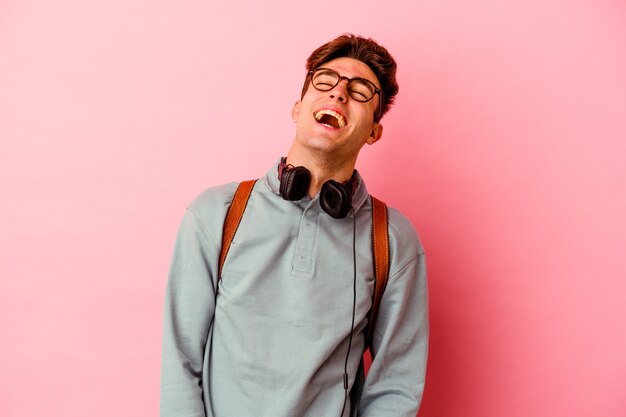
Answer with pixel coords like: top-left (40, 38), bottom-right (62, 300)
top-left (263, 157), bottom-right (370, 217)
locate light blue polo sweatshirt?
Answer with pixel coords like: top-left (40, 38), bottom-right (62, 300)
top-left (161, 160), bottom-right (429, 417)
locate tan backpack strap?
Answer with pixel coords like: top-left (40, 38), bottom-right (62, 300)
top-left (219, 180), bottom-right (256, 278)
top-left (366, 195), bottom-right (390, 350)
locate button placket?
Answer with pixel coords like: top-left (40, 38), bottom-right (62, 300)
top-left (292, 203), bottom-right (319, 274)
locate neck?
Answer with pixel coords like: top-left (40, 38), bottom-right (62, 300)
top-left (285, 147), bottom-right (356, 198)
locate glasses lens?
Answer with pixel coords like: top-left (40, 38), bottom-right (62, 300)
top-left (312, 69), bottom-right (339, 91)
top-left (348, 79), bottom-right (376, 102)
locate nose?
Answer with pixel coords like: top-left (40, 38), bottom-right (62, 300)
top-left (329, 78), bottom-right (349, 103)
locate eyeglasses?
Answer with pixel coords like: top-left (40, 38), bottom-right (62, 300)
top-left (308, 68), bottom-right (381, 103)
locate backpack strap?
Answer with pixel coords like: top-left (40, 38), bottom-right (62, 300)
top-left (219, 180), bottom-right (257, 278)
top-left (365, 195), bottom-right (390, 351)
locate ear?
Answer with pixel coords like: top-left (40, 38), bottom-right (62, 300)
top-left (291, 101), bottom-right (301, 122)
top-left (366, 123), bottom-right (383, 145)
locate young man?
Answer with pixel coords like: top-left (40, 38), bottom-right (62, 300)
top-left (161, 34), bottom-right (428, 417)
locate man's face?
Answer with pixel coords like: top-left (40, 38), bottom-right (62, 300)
top-left (291, 57), bottom-right (383, 165)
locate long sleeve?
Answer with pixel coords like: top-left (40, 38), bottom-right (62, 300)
top-left (160, 209), bottom-right (219, 417)
top-left (358, 218), bottom-right (429, 417)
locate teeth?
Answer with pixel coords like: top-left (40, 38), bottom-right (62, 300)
top-left (315, 109), bottom-right (346, 128)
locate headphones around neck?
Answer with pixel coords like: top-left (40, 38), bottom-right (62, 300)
top-left (278, 158), bottom-right (356, 219)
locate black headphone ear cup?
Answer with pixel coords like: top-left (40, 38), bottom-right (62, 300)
top-left (320, 180), bottom-right (351, 219)
top-left (279, 166), bottom-right (311, 201)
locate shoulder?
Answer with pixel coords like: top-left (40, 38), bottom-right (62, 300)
top-left (187, 182), bottom-right (239, 210)
top-left (386, 206), bottom-right (425, 255)
top-left (385, 205), bottom-right (426, 274)
top-left (185, 182), bottom-right (240, 231)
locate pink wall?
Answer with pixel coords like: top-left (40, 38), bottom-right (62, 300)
top-left (1, 0), bottom-right (625, 416)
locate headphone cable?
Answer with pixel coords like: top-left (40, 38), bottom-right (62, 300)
top-left (340, 214), bottom-right (358, 417)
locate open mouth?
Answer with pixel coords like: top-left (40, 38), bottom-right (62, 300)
top-left (314, 109), bottom-right (346, 129)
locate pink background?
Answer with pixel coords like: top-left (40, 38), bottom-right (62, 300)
top-left (1, 0), bottom-right (625, 416)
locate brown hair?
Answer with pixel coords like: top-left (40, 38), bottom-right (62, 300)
top-left (300, 34), bottom-right (398, 122)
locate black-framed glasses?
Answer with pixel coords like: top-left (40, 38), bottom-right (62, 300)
top-left (308, 68), bottom-right (381, 103)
